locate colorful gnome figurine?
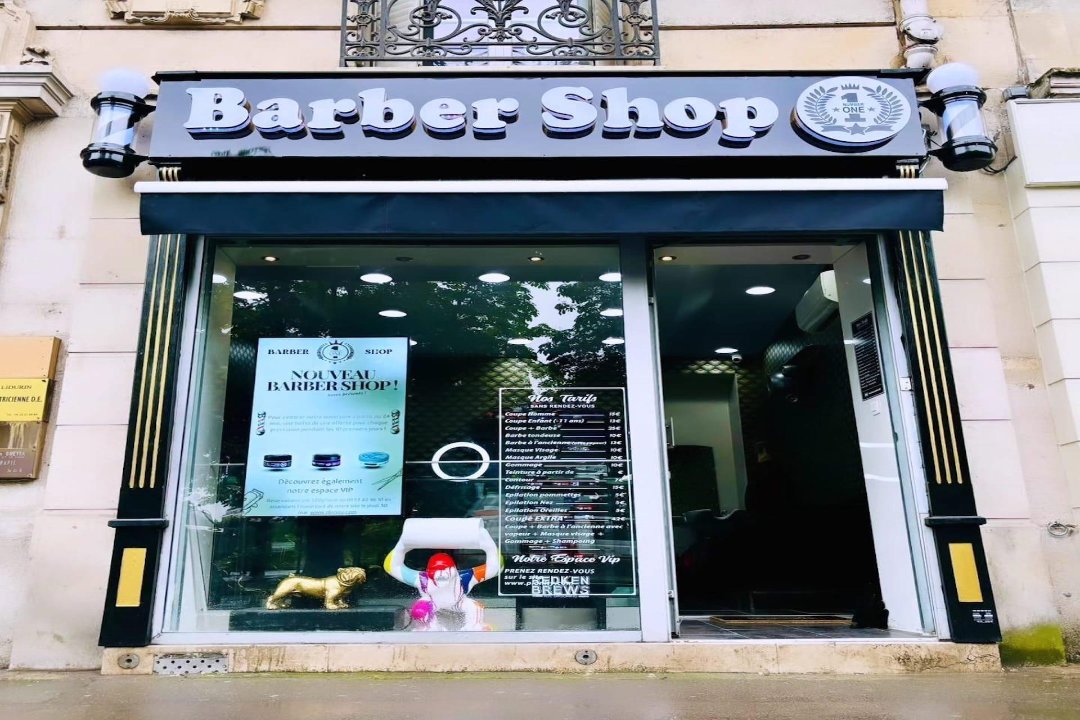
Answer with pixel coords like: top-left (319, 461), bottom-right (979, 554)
top-left (384, 519), bottom-right (500, 631)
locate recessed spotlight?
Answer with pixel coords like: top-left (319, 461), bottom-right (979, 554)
top-left (600, 308), bottom-right (624, 317)
top-left (212, 273), bottom-right (228, 285)
top-left (361, 272), bottom-right (393, 284)
top-left (602, 337), bottom-right (625, 346)
top-left (528, 255), bottom-right (544, 263)
top-left (379, 309), bottom-right (407, 318)
top-left (862, 278), bottom-right (872, 285)
top-left (479, 272), bottom-right (511, 283)
top-left (233, 290), bottom-right (267, 302)
top-left (263, 255), bottom-right (278, 263)
top-left (409, 339), bottom-right (418, 347)
top-left (745, 286), bottom-right (776, 296)
top-left (658, 255), bottom-right (677, 262)
top-left (715, 347), bottom-right (739, 354)
top-left (599, 272), bottom-right (621, 282)
top-left (792, 254), bottom-right (811, 261)
top-left (508, 338), bottom-right (532, 345)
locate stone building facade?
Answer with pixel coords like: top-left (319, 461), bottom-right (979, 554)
top-left (0, 0), bottom-right (1077, 670)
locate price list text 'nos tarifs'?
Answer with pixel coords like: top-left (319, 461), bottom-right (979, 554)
top-left (498, 388), bottom-right (635, 598)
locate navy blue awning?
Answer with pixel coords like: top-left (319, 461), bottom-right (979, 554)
top-left (138, 181), bottom-right (945, 237)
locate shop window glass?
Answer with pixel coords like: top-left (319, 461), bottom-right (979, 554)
top-left (165, 244), bottom-right (639, 634)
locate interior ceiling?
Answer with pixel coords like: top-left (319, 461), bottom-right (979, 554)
top-left (220, 244), bottom-right (619, 282)
top-left (655, 260), bottom-right (836, 359)
top-left (220, 243), bottom-right (857, 359)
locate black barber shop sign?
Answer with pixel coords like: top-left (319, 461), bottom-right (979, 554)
top-left (148, 71), bottom-right (927, 179)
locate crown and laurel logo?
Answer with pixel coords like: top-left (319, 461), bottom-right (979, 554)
top-left (793, 77), bottom-right (912, 151)
top-left (317, 339), bottom-right (355, 364)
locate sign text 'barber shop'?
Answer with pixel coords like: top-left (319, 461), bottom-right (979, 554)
top-left (185, 86), bottom-right (781, 147)
top-left (149, 73), bottom-right (925, 162)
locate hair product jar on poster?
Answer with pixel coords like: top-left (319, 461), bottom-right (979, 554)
top-left (263, 454), bottom-right (292, 469)
top-left (360, 452), bottom-right (390, 468)
top-left (312, 453), bottom-right (342, 468)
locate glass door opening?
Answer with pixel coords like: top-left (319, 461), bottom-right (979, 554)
top-left (653, 242), bottom-right (927, 640)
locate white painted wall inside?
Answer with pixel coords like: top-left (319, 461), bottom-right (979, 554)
top-left (663, 372), bottom-right (747, 512)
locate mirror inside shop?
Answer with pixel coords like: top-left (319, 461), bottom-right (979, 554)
top-left (166, 244), bottom-right (640, 634)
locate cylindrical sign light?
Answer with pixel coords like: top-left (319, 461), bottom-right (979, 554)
top-left (924, 63), bottom-right (997, 172)
top-left (80, 68), bottom-right (154, 178)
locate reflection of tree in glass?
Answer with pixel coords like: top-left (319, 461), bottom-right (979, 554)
top-left (207, 269), bottom-right (628, 613)
top-left (538, 281), bottom-right (626, 386)
top-left (214, 273), bottom-right (558, 605)
top-left (230, 276), bottom-right (538, 356)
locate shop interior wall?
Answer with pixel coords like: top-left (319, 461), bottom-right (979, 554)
top-left (0, 0), bottom-right (1076, 667)
top-left (663, 314), bottom-right (882, 614)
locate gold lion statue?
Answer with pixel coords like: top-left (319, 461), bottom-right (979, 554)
top-left (265, 567), bottom-right (367, 610)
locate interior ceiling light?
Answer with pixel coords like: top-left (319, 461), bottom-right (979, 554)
top-left (508, 338), bottom-right (532, 345)
top-left (715, 347), bottom-right (739, 354)
top-left (658, 255), bottom-right (677, 262)
top-left (528, 255), bottom-right (544, 263)
top-left (233, 290), bottom-right (267, 302)
top-left (211, 273), bottom-right (228, 285)
top-left (263, 255), bottom-right (278, 263)
top-left (602, 337), bottom-right (625, 345)
top-left (862, 278), bottom-right (872, 285)
top-left (600, 308), bottom-right (624, 317)
top-left (599, 272), bottom-right (622, 282)
top-left (792, 254), bottom-right (811, 261)
top-left (409, 339), bottom-right (418, 346)
top-left (745, 286), bottom-right (776, 296)
top-left (379, 309), bottom-right (407, 318)
top-left (361, 272), bottom-right (393, 284)
top-left (396, 256), bottom-right (414, 262)
top-left (479, 272), bottom-right (511, 283)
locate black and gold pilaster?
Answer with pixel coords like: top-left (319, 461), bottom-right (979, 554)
top-left (100, 234), bottom-right (190, 647)
top-left (890, 230), bottom-right (1001, 643)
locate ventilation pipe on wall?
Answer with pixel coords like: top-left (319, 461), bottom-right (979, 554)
top-left (898, 0), bottom-right (943, 69)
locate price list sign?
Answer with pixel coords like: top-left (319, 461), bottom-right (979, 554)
top-left (497, 387), bottom-right (636, 598)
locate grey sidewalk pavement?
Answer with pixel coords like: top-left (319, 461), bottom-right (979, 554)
top-left (3, 668), bottom-right (1080, 720)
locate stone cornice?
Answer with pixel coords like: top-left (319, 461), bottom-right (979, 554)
top-left (0, 67), bottom-right (74, 120)
top-left (1028, 68), bottom-right (1080, 100)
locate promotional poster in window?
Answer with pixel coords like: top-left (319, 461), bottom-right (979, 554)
top-left (242, 337), bottom-right (408, 517)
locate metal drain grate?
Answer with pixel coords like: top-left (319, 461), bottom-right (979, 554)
top-left (153, 653), bottom-right (228, 675)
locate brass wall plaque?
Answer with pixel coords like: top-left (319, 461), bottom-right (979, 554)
top-left (0, 378), bottom-right (50, 422)
top-left (0, 337), bottom-right (60, 378)
top-left (0, 422), bottom-right (44, 480)
top-left (0, 338), bottom-right (59, 480)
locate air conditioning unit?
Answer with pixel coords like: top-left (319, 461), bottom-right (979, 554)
top-left (796, 270), bottom-right (839, 333)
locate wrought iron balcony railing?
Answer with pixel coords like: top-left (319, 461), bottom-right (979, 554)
top-left (341, 0), bottom-right (659, 67)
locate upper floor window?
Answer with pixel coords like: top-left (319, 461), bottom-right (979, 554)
top-left (341, 0), bottom-right (659, 66)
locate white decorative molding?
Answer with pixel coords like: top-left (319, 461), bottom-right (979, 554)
top-left (0, 69), bottom-right (75, 119)
top-left (0, 68), bottom-right (73, 204)
top-left (105, 1), bottom-right (266, 25)
top-left (0, 3), bottom-right (72, 207)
